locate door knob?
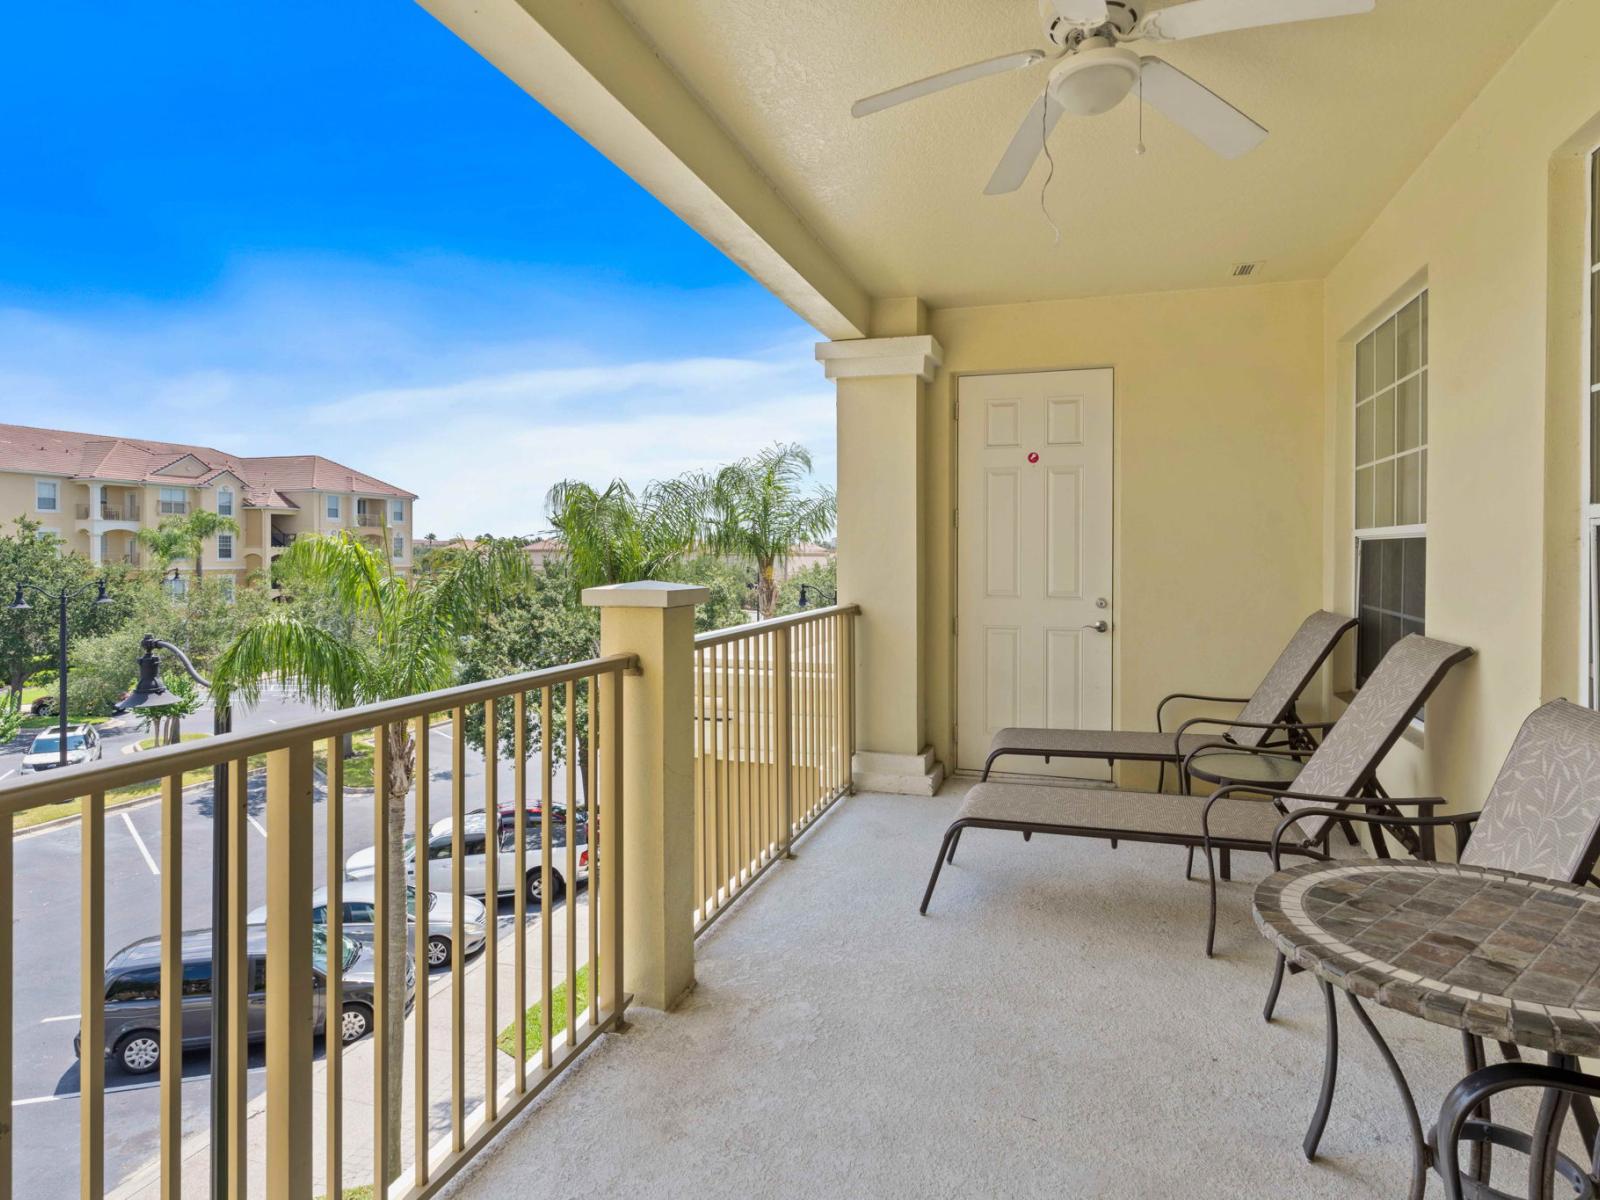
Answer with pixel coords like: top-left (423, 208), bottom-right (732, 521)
top-left (1080, 620), bottom-right (1110, 633)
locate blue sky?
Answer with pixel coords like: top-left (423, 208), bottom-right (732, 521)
top-left (0, 2), bottom-right (834, 537)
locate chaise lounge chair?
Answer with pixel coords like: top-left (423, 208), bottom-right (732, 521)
top-left (921, 634), bottom-right (1474, 955)
top-left (1260, 698), bottom-right (1600, 1170)
top-left (981, 609), bottom-right (1356, 789)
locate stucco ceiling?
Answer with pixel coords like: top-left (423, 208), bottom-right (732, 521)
top-left (611, 0), bottom-right (1557, 309)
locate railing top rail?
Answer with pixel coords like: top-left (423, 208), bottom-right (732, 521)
top-left (693, 603), bottom-right (858, 649)
top-left (0, 651), bottom-right (639, 814)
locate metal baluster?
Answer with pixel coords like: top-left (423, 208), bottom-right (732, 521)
top-left (587, 676), bottom-right (599, 1030)
top-left (79, 792), bottom-right (104, 1200)
top-left (323, 745), bottom-right (342, 1200)
top-left (513, 692), bottom-right (529, 1091)
top-left (450, 707), bottom-right (466, 1153)
top-left (483, 700), bottom-right (499, 1123)
top-left (540, 688), bottom-right (554, 1070)
top-left (412, 715), bottom-right (430, 1186)
top-left (565, 681), bottom-right (579, 1047)
top-left (159, 773), bottom-right (182, 1199)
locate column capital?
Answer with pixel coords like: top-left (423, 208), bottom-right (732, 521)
top-left (582, 581), bottom-right (709, 609)
top-left (814, 335), bottom-right (943, 382)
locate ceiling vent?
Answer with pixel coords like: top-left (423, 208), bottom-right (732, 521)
top-left (1231, 262), bottom-right (1261, 278)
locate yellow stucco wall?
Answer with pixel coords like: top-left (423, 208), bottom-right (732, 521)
top-left (1319, 0), bottom-right (1600, 809)
top-left (924, 281), bottom-right (1326, 783)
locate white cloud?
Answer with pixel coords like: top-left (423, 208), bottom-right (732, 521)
top-left (0, 255), bottom-right (836, 537)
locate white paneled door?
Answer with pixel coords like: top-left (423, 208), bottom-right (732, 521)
top-left (956, 368), bottom-right (1113, 777)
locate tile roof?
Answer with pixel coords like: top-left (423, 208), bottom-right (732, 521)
top-left (0, 423), bottom-right (414, 503)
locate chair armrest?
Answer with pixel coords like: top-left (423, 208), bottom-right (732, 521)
top-left (1210, 784), bottom-right (1447, 808)
top-left (1156, 692), bottom-right (1249, 733)
top-left (1172, 715), bottom-right (1338, 740)
top-left (1438, 1064), bottom-right (1600, 1200)
top-left (1267, 804), bottom-right (1476, 868)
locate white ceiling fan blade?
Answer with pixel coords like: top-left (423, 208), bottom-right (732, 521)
top-left (852, 50), bottom-right (1047, 118)
top-left (1138, 57), bottom-right (1266, 158)
top-left (1136, 0), bottom-right (1374, 42)
top-left (984, 91), bottom-right (1066, 195)
top-left (1050, 0), bottom-right (1110, 22)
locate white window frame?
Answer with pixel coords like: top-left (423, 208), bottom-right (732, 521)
top-left (391, 499), bottom-right (405, 524)
top-left (1353, 287), bottom-right (1430, 699)
top-left (393, 534), bottom-right (405, 559)
top-left (326, 494), bottom-right (341, 520)
top-left (218, 577), bottom-right (236, 602)
top-left (216, 533), bottom-right (234, 561)
top-left (159, 487), bottom-right (187, 515)
top-left (217, 486), bottom-right (234, 517)
top-left (34, 479), bottom-right (58, 513)
top-left (1583, 144), bottom-right (1600, 707)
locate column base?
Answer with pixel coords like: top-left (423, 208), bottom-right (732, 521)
top-left (852, 747), bottom-right (946, 796)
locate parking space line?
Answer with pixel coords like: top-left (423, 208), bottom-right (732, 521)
top-left (0, 769), bottom-right (13, 781)
top-left (122, 812), bottom-right (159, 875)
top-left (39, 1014), bottom-right (79, 1023)
top-left (247, 814), bottom-right (268, 839)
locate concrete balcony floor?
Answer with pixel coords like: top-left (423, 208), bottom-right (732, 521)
top-left (440, 781), bottom-right (1559, 1199)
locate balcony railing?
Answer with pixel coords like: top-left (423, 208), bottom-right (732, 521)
top-left (0, 654), bottom-right (632, 1198)
top-left (355, 511), bottom-right (385, 528)
top-left (270, 529), bottom-right (296, 548)
top-left (691, 605), bottom-right (856, 931)
top-left (77, 502), bottom-right (142, 521)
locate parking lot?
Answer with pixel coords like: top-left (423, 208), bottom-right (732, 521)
top-left (2, 690), bottom-right (574, 1197)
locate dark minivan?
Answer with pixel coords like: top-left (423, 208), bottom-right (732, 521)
top-left (77, 927), bottom-right (414, 1074)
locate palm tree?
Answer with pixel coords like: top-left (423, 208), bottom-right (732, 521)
top-left (671, 443), bottom-right (836, 619)
top-left (136, 509), bottom-right (241, 580)
top-left (544, 478), bottom-right (697, 591)
top-left (211, 531), bottom-right (529, 1185)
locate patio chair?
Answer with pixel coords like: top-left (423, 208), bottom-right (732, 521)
top-left (1264, 698), bottom-right (1600, 1170)
top-left (981, 609), bottom-right (1356, 789)
top-left (920, 635), bottom-right (1474, 956)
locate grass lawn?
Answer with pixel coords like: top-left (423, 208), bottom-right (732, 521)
top-left (317, 1187), bottom-right (373, 1200)
top-left (496, 964), bottom-right (591, 1060)
top-left (19, 713), bottom-right (114, 729)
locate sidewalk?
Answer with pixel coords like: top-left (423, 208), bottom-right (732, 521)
top-left (111, 896), bottom-right (592, 1198)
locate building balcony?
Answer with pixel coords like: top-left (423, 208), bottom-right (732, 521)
top-left (75, 502), bottom-right (141, 522)
top-left (354, 511), bottom-right (385, 528)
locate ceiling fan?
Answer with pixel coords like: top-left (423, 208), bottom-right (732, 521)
top-left (852, 0), bottom-right (1376, 195)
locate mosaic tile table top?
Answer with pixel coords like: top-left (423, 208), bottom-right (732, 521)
top-left (1253, 860), bottom-right (1600, 1056)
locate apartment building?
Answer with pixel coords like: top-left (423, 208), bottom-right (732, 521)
top-left (0, 423), bottom-right (417, 585)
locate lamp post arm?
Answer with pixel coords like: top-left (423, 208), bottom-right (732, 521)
top-left (143, 636), bottom-right (212, 690)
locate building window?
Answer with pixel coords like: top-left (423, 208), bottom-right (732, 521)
top-left (217, 533), bottom-right (234, 561)
top-left (35, 480), bottom-right (58, 512)
top-left (217, 486), bottom-right (234, 517)
top-left (164, 574), bottom-right (187, 598)
top-left (218, 577), bottom-right (235, 602)
top-left (159, 487), bottom-right (187, 515)
top-left (326, 495), bottom-right (341, 520)
top-left (391, 500), bottom-right (405, 524)
top-left (1354, 289), bottom-right (1428, 686)
top-left (1587, 150), bottom-right (1600, 705)
top-left (392, 534), bottom-right (405, 559)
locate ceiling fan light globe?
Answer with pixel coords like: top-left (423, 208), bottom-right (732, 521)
top-left (1048, 47), bottom-right (1141, 116)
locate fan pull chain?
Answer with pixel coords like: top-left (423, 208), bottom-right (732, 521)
top-left (1135, 72), bottom-right (1147, 157)
top-left (1038, 88), bottom-right (1061, 246)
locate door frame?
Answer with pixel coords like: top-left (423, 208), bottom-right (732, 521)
top-left (950, 365), bottom-right (1117, 774)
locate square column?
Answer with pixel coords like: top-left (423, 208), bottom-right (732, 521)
top-left (582, 581), bottom-right (706, 1010)
top-left (816, 334), bottom-right (945, 795)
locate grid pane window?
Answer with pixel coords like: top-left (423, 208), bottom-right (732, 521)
top-left (217, 533), bottom-right (233, 560)
top-left (1355, 290), bottom-right (1428, 684)
top-left (1355, 292), bottom-right (1428, 530)
top-left (35, 481), bottom-right (57, 511)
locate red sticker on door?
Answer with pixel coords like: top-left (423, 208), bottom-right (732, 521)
top-left (1027, 452), bottom-right (1039, 464)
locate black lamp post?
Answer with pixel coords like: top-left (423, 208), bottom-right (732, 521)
top-left (8, 577), bottom-right (112, 767)
top-left (116, 636), bottom-right (232, 1196)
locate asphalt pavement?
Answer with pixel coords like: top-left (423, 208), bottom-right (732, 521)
top-left (1, 689), bottom-right (573, 1197)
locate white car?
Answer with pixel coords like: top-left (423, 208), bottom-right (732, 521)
top-left (22, 725), bottom-right (102, 772)
top-left (345, 808), bottom-right (589, 906)
top-left (247, 881), bottom-right (489, 971)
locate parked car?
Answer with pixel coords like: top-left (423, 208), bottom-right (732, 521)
top-left (345, 808), bottom-right (589, 905)
top-left (76, 927), bottom-right (415, 1075)
top-left (22, 724), bottom-right (101, 772)
top-left (247, 881), bottom-right (488, 970)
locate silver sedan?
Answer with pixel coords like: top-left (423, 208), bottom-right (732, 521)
top-left (248, 881), bottom-right (488, 971)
